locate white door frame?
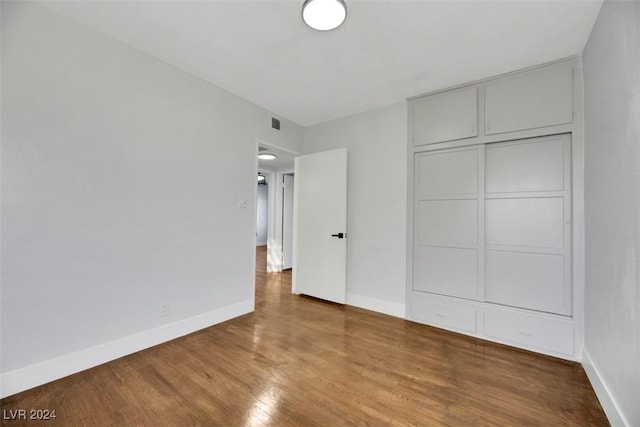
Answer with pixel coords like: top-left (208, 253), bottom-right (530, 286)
top-left (255, 140), bottom-right (299, 273)
top-left (281, 173), bottom-right (295, 270)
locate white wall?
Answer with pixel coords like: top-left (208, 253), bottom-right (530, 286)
top-left (0, 1), bottom-right (302, 396)
top-left (583, 1), bottom-right (640, 425)
top-left (256, 184), bottom-right (268, 246)
top-left (303, 103), bottom-right (407, 317)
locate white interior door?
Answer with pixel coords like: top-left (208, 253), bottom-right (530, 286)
top-left (293, 148), bottom-right (347, 304)
top-left (282, 174), bottom-right (294, 270)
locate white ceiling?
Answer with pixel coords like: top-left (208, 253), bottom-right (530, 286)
top-left (40, 0), bottom-right (602, 126)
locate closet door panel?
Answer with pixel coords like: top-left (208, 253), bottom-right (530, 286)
top-left (415, 149), bottom-right (478, 198)
top-left (413, 87), bottom-right (477, 146)
top-left (413, 146), bottom-right (481, 301)
top-left (486, 198), bottom-right (564, 249)
top-left (484, 134), bottom-right (571, 315)
top-left (416, 200), bottom-right (478, 246)
top-left (485, 64), bottom-right (573, 135)
top-left (415, 246), bottom-right (478, 299)
top-left (486, 139), bottom-right (565, 193)
top-left (486, 250), bottom-right (566, 314)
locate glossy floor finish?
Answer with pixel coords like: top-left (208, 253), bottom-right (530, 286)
top-left (1, 246), bottom-right (608, 426)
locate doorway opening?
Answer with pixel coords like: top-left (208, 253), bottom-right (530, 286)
top-left (254, 144), bottom-right (348, 305)
top-left (254, 141), bottom-right (298, 296)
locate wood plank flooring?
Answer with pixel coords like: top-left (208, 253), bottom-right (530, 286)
top-left (1, 246), bottom-right (608, 426)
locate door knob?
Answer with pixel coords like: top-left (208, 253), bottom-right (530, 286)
top-left (331, 233), bottom-right (345, 239)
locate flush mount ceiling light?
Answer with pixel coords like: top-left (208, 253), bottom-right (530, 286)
top-left (302, 0), bottom-right (347, 31)
top-left (258, 153), bottom-right (277, 160)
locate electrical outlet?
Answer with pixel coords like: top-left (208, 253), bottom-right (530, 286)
top-left (161, 304), bottom-right (169, 318)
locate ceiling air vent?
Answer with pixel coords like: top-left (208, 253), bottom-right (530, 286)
top-left (271, 117), bottom-right (281, 131)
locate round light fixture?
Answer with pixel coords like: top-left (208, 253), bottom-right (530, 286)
top-left (257, 174), bottom-right (266, 182)
top-left (258, 153), bottom-right (277, 160)
top-left (302, 0), bottom-right (347, 31)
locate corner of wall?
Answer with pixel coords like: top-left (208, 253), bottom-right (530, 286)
top-left (582, 349), bottom-right (631, 427)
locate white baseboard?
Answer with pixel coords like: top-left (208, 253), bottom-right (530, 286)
top-left (582, 348), bottom-right (630, 427)
top-left (346, 293), bottom-right (405, 319)
top-left (0, 299), bottom-right (254, 399)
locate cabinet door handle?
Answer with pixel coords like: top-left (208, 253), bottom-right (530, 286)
top-left (471, 122), bottom-right (476, 133)
top-left (486, 120), bottom-right (492, 131)
top-left (436, 313), bottom-right (447, 319)
top-left (519, 331), bottom-right (533, 337)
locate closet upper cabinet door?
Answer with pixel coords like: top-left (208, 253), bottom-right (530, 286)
top-left (485, 64), bottom-right (573, 135)
top-left (412, 87), bottom-right (477, 146)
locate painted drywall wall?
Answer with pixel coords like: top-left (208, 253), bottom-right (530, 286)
top-left (303, 103), bottom-right (407, 317)
top-left (256, 184), bottom-right (268, 246)
top-left (1, 1), bottom-right (302, 395)
top-left (583, 0), bottom-right (640, 425)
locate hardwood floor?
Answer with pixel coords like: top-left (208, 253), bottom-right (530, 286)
top-left (1, 246), bottom-right (608, 426)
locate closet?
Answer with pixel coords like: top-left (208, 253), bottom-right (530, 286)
top-left (407, 58), bottom-right (583, 360)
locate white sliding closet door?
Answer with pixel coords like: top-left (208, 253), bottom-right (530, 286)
top-left (484, 134), bottom-right (572, 315)
top-left (413, 134), bottom-right (572, 316)
top-left (414, 147), bottom-right (482, 300)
